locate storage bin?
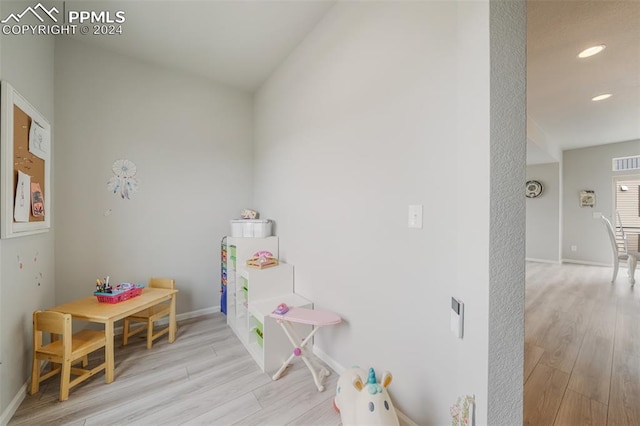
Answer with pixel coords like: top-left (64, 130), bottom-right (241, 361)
top-left (230, 219), bottom-right (273, 238)
top-left (253, 317), bottom-right (264, 347)
top-left (94, 284), bottom-right (143, 303)
top-left (230, 245), bottom-right (237, 268)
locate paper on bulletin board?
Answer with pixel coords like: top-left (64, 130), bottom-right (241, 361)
top-left (29, 120), bottom-right (50, 160)
top-left (31, 182), bottom-right (44, 217)
top-left (14, 170), bottom-right (31, 222)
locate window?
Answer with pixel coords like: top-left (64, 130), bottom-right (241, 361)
top-left (612, 155), bottom-right (640, 172)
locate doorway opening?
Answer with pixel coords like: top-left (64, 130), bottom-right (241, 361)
top-left (614, 175), bottom-right (640, 252)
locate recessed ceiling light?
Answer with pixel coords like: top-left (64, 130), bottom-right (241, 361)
top-left (592, 93), bottom-right (612, 101)
top-left (578, 45), bottom-right (606, 58)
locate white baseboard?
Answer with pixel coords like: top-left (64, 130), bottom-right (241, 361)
top-left (151, 305), bottom-right (220, 326)
top-left (312, 345), bottom-right (345, 376)
top-left (114, 305), bottom-right (220, 335)
top-left (0, 382), bottom-right (27, 426)
top-left (526, 258), bottom-right (561, 264)
top-left (397, 410), bottom-right (419, 426)
top-left (175, 306), bottom-right (219, 323)
top-left (313, 346), bottom-right (418, 426)
top-left (561, 259), bottom-right (612, 267)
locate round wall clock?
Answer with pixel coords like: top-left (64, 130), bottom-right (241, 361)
top-left (526, 180), bottom-right (543, 198)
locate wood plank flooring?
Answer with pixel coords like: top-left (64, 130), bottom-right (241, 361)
top-left (525, 262), bottom-right (640, 426)
top-left (10, 262), bottom-right (640, 425)
top-left (9, 314), bottom-right (341, 426)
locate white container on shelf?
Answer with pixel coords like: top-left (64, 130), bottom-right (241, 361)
top-left (230, 219), bottom-right (273, 238)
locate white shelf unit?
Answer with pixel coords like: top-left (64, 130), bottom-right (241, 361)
top-left (225, 237), bottom-right (311, 373)
top-left (225, 236), bottom-right (278, 333)
top-left (234, 263), bottom-right (294, 343)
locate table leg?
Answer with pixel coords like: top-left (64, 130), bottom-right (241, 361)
top-left (105, 321), bottom-right (115, 383)
top-left (168, 294), bottom-right (177, 343)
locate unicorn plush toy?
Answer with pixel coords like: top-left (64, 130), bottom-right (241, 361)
top-left (334, 367), bottom-right (400, 426)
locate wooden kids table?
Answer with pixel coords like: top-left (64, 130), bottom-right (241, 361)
top-left (49, 287), bottom-right (178, 383)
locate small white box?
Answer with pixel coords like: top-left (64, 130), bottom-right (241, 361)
top-left (230, 219), bottom-right (273, 238)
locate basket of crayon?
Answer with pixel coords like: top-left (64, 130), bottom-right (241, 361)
top-left (94, 280), bottom-right (144, 304)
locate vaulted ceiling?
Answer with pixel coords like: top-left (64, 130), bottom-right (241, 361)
top-left (66, 0), bottom-right (336, 91)
top-left (63, 1), bottom-right (639, 164)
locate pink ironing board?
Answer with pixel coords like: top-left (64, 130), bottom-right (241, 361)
top-left (269, 306), bottom-right (342, 391)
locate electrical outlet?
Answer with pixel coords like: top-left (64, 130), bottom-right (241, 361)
top-left (571, 245), bottom-right (577, 252)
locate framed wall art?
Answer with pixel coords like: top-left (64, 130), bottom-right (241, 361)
top-left (579, 190), bottom-right (595, 208)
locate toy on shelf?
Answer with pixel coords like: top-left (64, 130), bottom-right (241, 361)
top-left (273, 303), bottom-right (289, 315)
top-left (246, 250), bottom-right (279, 269)
top-left (241, 209), bottom-right (258, 219)
top-left (334, 367), bottom-right (400, 426)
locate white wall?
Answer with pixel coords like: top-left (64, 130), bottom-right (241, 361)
top-left (0, 0), bottom-right (3, 414)
top-left (563, 139), bottom-right (640, 264)
top-left (254, 2), bottom-right (525, 424)
top-left (0, 6), bottom-right (55, 422)
top-left (526, 163), bottom-right (561, 262)
top-left (54, 38), bottom-right (254, 314)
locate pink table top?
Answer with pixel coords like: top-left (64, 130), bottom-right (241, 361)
top-left (269, 306), bottom-right (342, 326)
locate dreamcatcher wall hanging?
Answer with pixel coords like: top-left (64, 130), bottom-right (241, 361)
top-left (107, 159), bottom-right (139, 199)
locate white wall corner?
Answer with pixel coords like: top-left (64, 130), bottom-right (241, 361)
top-left (527, 116), bottom-right (562, 164)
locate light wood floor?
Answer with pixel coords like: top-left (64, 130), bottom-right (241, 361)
top-left (524, 262), bottom-right (640, 426)
top-left (9, 314), bottom-right (341, 426)
top-left (10, 262), bottom-right (639, 425)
